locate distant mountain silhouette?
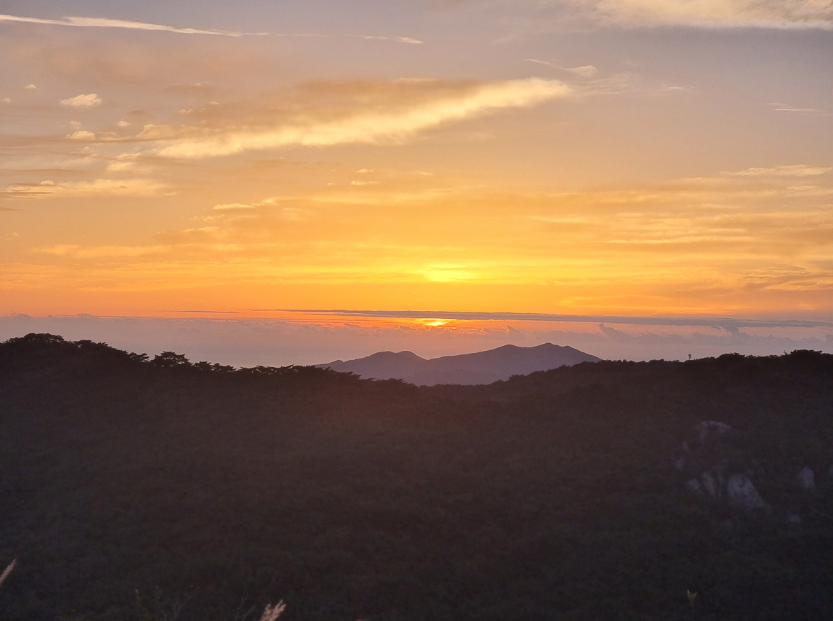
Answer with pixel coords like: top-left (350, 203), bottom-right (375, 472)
top-left (317, 343), bottom-right (601, 385)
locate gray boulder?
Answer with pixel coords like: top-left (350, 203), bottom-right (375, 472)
top-left (700, 471), bottom-right (719, 499)
top-left (797, 467), bottom-right (816, 491)
top-left (726, 474), bottom-right (767, 510)
top-left (686, 478), bottom-right (702, 493)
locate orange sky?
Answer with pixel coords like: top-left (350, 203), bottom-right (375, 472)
top-left (1, 1), bottom-right (833, 358)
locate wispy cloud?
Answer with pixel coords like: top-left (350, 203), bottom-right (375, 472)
top-left (722, 164), bottom-right (831, 177)
top-left (359, 35), bottom-right (423, 44)
top-left (562, 0), bottom-right (833, 29)
top-left (525, 58), bottom-right (557, 68)
top-left (267, 32), bottom-right (423, 44)
top-left (141, 78), bottom-right (571, 158)
top-left (564, 64), bottom-right (598, 77)
top-left (34, 244), bottom-right (167, 258)
top-left (524, 59), bottom-right (597, 77)
top-left (0, 13), bottom-right (248, 36)
top-left (769, 102), bottom-right (831, 116)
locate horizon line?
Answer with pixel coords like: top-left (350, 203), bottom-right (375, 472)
top-left (257, 309), bottom-right (833, 330)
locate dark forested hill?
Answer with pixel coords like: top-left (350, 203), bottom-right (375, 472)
top-left (317, 343), bottom-right (600, 385)
top-left (0, 334), bottom-right (832, 621)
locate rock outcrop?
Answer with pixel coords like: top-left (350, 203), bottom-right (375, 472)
top-left (679, 421), bottom-right (768, 511)
top-left (677, 421), bottom-right (833, 520)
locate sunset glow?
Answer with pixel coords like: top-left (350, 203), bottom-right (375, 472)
top-left (1, 1), bottom-right (832, 360)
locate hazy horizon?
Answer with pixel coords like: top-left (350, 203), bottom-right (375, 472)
top-left (2, 310), bottom-right (831, 367)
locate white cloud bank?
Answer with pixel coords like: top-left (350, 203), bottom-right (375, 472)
top-left (142, 78), bottom-right (571, 158)
top-left (60, 94), bottom-right (103, 108)
top-left (564, 0), bottom-right (833, 29)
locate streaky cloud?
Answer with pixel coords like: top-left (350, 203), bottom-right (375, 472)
top-left (524, 59), bottom-right (597, 77)
top-left (360, 35), bottom-right (423, 44)
top-left (144, 78), bottom-right (571, 158)
top-left (266, 32), bottom-right (423, 44)
top-left (0, 14), bottom-right (422, 43)
top-left (0, 13), bottom-right (249, 36)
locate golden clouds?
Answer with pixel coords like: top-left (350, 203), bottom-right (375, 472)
top-left (5, 164), bottom-right (830, 316)
top-left (140, 79), bottom-right (571, 158)
top-left (66, 130), bottom-right (96, 140)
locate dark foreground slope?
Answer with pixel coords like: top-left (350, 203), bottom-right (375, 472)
top-left (1, 334), bottom-right (832, 621)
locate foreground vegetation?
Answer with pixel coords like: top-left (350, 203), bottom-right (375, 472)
top-left (1, 334), bottom-right (831, 620)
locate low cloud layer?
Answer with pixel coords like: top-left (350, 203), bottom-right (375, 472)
top-left (1, 178), bottom-right (168, 200)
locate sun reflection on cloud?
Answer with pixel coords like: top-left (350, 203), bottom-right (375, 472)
top-left (417, 318), bottom-right (454, 328)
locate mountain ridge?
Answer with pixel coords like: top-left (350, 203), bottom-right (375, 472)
top-left (317, 342), bottom-right (600, 385)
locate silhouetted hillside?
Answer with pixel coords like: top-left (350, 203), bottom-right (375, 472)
top-left (1, 334), bottom-right (832, 621)
top-left (318, 343), bottom-right (600, 385)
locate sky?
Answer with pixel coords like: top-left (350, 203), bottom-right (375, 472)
top-left (1, 0), bottom-right (832, 364)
